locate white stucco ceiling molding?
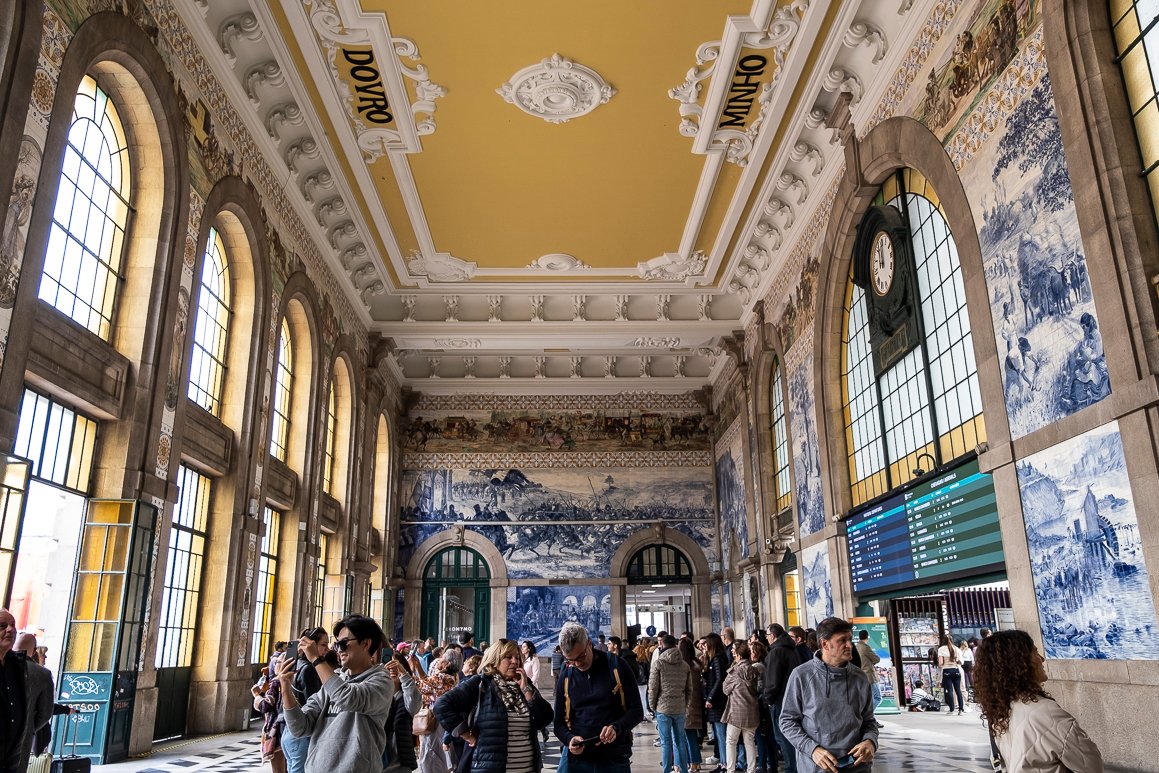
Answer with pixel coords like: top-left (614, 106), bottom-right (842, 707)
top-left (637, 251), bottom-right (708, 282)
top-left (405, 250), bottom-right (477, 283)
top-left (306, 0), bottom-right (447, 160)
top-left (497, 54), bottom-right (616, 124)
top-left (527, 254), bottom-right (589, 271)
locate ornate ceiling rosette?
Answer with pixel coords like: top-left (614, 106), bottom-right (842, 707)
top-left (497, 54), bottom-right (616, 124)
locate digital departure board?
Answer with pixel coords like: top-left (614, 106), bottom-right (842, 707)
top-left (846, 459), bottom-right (1005, 597)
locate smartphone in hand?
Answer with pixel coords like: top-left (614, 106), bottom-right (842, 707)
top-left (836, 753), bottom-right (858, 768)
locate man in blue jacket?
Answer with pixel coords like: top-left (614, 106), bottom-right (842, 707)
top-left (779, 617), bottom-right (878, 773)
top-left (554, 622), bottom-right (644, 773)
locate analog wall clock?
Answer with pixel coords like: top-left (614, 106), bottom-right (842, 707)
top-left (852, 203), bottom-right (921, 377)
top-left (870, 231), bottom-right (895, 297)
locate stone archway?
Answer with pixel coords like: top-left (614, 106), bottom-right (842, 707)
top-left (609, 523), bottom-right (713, 637)
top-left (402, 528), bottom-right (510, 640)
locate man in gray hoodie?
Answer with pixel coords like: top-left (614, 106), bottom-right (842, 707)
top-left (779, 617), bottom-right (878, 773)
top-left (279, 614), bottom-right (395, 773)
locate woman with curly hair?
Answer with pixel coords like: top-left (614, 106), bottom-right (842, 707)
top-left (973, 630), bottom-right (1103, 772)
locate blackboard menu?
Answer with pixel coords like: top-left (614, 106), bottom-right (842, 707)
top-left (847, 459), bottom-right (1005, 597)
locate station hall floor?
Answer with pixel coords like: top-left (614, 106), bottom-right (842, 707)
top-left (96, 709), bottom-right (1000, 773)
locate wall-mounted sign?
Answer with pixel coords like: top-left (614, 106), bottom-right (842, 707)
top-left (717, 51), bottom-right (770, 131)
top-left (337, 47), bottom-right (394, 126)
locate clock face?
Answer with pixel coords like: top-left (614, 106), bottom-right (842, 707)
top-left (870, 231), bottom-right (895, 297)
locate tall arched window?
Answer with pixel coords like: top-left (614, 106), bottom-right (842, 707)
top-left (269, 319), bottom-right (292, 461)
top-left (841, 169), bottom-right (985, 507)
top-left (322, 382), bottom-right (337, 493)
top-left (1111, 1), bottom-right (1159, 223)
top-left (39, 74), bottom-right (132, 340)
top-left (768, 358), bottom-right (792, 513)
top-left (187, 227), bottom-right (231, 414)
top-left (251, 507), bottom-right (280, 664)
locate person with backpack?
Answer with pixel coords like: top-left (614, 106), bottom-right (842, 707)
top-left (553, 622), bottom-right (644, 773)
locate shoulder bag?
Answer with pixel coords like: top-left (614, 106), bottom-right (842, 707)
top-left (412, 705), bottom-right (437, 736)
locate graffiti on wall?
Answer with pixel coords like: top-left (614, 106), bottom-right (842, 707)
top-left (1016, 423), bottom-right (1159, 659)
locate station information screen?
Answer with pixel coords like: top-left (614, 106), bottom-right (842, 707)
top-left (846, 459), bottom-right (1005, 597)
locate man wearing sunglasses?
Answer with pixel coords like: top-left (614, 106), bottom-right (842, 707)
top-left (279, 614), bottom-right (395, 773)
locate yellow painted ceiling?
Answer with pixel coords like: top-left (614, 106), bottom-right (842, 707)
top-left (352, 1), bottom-right (751, 272)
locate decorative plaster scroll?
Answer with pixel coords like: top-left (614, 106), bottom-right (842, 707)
top-left (764, 196), bottom-right (794, 228)
top-left (434, 338), bottom-right (482, 349)
top-left (310, 4), bottom-right (370, 45)
top-left (728, 278), bottom-right (752, 304)
top-left (823, 67), bottom-right (864, 104)
top-left (302, 170), bottom-right (335, 202)
top-left (675, 355), bottom-right (687, 377)
top-left (463, 357), bottom-right (476, 378)
top-left (400, 295), bottom-right (415, 322)
top-left (245, 61), bottom-right (284, 105)
top-left (570, 356), bottom-right (582, 378)
top-left (284, 137), bottom-right (320, 173)
top-left (753, 220), bottom-right (783, 250)
top-left (572, 296), bottom-right (587, 321)
top-left (790, 141), bottom-right (824, 176)
top-left (497, 54), bottom-right (616, 124)
top-left (632, 337), bottom-right (681, 348)
top-left (339, 243), bottom-right (366, 269)
top-left (637, 251), bottom-right (708, 281)
top-left (393, 37), bottom-right (447, 136)
top-left (444, 295), bottom-right (459, 322)
top-left (777, 173), bottom-right (809, 205)
top-left (640, 356), bottom-right (653, 378)
top-left (314, 196), bottom-right (347, 226)
top-left (657, 294), bottom-right (671, 321)
top-left (698, 295), bottom-right (711, 320)
top-left (351, 262), bottom-right (375, 283)
top-left (498, 356), bottom-right (512, 378)
top-left (219, 12), bottom-right (262, 63)
top-left (528, 253), bottom-right (588, 271)
top-left (487, 296), bottom-right (502, 322)
top-left (668, 41), bottom-right (723, 138)
top-left (427, 357), bottom-right (440, 378)
top-left (406, 250), bottom-right (477, 282)
top-left (360, 280), bottom-right (385, 303)
top-left (615, 295), bottom-right (630, 321)
top-left (534, 356), bottom-right (547, 378)
top-left (327, 220), bottom-right (356, 247)
top-left (529, 295), bottom-right (545, 322)
top-left (265, 102), bottom-right (303, 141)
top-left (604, 356), bottom-right (616, 378)
top-left (844, 20), bottom-right (887, 64)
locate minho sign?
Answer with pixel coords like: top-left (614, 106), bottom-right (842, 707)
top-left (338, 47), bottom-right (394, 126)
top-left (717, 52), bottom-right (769, 130)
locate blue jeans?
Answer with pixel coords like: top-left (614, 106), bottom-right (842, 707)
top-left (771, 703), bottom-right (797, 773)
top-left (871, 680), bottom-right (882, 711)
top-left (281, 727), bottom-right (310, 773)
top-left (656, 712), bottom-right (690, 773)
top-left (684, 727), bottom-right (702, 765)
top-left (712, 720), bottom-right (727, 762)
top-left (557, 753), bottom-right (632, 773)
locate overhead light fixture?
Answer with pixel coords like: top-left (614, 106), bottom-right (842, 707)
top-left (640, 590), bottom-right (657, 594)
top-left (651, 584), bottom-right (667, 588)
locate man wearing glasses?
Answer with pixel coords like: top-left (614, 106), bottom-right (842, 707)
top-left (279, 614), bottom-right (395, 773)
top-left (554, 622), bottom-right (644, 773)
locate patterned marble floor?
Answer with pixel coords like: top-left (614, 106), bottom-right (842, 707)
top-left (95, 709), bottom-right (998, 773)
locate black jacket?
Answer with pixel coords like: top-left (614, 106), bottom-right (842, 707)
top-left (703, 653), bottom-right (729, 723)
top-left (435, 674), bottom-right (553, 773)
top-left (553, 650), bottom-right (645, 763)
top-left (761, 634), bottom-right (802, 707)
top-left (794, 643), bottom-right (812, 668)
top-left (384, 692), bottom-right (416, 770)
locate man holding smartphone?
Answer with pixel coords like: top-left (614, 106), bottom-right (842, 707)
top-left (779, 617), bottom-right (878, 772)
top-left (278, 614), bottom-right (394, 773)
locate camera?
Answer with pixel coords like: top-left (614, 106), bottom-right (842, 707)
top-left (301, 627), bottom-right (326, 642)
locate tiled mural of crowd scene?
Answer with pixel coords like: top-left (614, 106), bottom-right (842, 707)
top-left (401, 408), bottom-right (711, 453)
top-left (506, 586), bottom-right (612, 655)
top-left (801, 541), bottom-right (834, 628)
top-left (790, 352), bottom-right (825, 537)
top-left (398, 466), bottom-right (715, 579)
top-left (1016, 423), bottom-right (1159, 660)
top-left (715, 419), bottom-right (751, 571)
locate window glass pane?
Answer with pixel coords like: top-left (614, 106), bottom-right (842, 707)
top-left (769, 361), bottom-right (793, 511)
top-left (39, 75), bottom-right (131, 340)
top-left (270, 321), bottom-right (293, 461)
top-left (13, 389), bottom-right (97, 494)
top-left (188, 228), bottom-right (232, 415)
top-left (252, 508), bottom-right (280, 663)
top-left (156, 466), bottom-right (210, 668)
top-left (1113, 1), bottom-right (1159, 226)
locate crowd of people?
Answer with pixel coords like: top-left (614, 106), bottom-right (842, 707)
top-left (244, 614), bottom-right (1105, 773)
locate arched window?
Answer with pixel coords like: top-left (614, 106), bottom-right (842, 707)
top-left (269, 319), bottom-right (292, 461)
top-left (841, 170), bottom-right (985, 507)
top-left (322, 382), bottom-right (337, 494)
top-left (315, 532), bottom-right (328, 627)
top-left (187, 227), bottom-right (231, 414)
top-left (626, 544), bottom-right (693, 584)
top-left (39, 74), bottom-right (132, 340)
top-left (1111, 1), bottom-right (1159, 223)
top-left (768, 358), bottom-right (792, 513)
top-left (251, 507), bottom-right (280, 664)
top-left (424, 547), bottom-right (490, 581)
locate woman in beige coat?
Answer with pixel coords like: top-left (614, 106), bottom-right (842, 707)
top-left (974, 630), bottom-right (1103, 773)
top-left (721, 641), bottom-right (761, 773)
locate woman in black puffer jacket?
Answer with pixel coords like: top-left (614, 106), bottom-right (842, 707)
top-left (701, 632), bottom-right (730, 771)
top-left (434, 639), bottom-right (553, 773)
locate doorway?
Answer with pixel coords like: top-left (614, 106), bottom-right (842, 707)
top-left (624, 544), bottom-right (694, 638)
top-left (420, 547), bottom-right (491, 644)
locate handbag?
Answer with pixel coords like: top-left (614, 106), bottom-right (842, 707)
top-left (412, 705), bottom-right (437, 736)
